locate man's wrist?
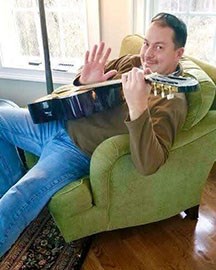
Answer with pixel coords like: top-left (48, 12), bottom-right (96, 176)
top-left (129, 105), bottom-right (148, 121)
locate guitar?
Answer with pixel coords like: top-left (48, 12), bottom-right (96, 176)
top-left (28, 73), bottom-right (198, 124)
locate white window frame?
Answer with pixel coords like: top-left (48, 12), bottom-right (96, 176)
top-left (0, 0), bottom-right (100, 84)
top-left (131, 0), bottom-right (154, 35)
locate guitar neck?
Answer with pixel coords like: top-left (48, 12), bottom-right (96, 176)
top-left (77, 73), bottom-right (165, 91)
top-left (76, 79), bottom-right (122, 91)
top-left (53, 73), bottom-right (198, 96)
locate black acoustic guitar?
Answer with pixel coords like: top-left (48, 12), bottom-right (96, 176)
top-left (28, 73), bottom-right (198, 124)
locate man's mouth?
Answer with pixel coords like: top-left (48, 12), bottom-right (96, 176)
top-left (145, 60), bottom-right (157, 66)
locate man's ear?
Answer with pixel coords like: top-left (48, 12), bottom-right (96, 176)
top-left (176, 47), bottom-right (184, 59)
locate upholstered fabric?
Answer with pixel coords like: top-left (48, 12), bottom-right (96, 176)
top-left (119, 34), bottom-right (144, 57)
top-left (49, 111), bottom-right (216, 241)
top-left (187, 56), bottom-right (216, 85)
top-left (180, 57), bottom-right (216, 129)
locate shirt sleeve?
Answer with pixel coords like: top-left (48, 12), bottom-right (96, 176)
top-left (125, 93), bottom-right (187, 175)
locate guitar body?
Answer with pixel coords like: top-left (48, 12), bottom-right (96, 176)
top-left (28, 84), bottom-right (123, 123)
top-left (28, 74), bottom-right (199, 124)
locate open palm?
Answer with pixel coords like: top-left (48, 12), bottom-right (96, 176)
top-left (79, 42), bottom-right (117, 85)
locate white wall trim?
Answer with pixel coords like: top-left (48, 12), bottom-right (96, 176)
top-left (85, 0), bottom-right (101, 46)
top-left (131, 0), bottom-right (156, 35)
top-left (0, 67), bottom-right (75, 84)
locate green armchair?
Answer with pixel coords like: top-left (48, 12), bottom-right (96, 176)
top-left (26, 35), bottom-right (216, 243)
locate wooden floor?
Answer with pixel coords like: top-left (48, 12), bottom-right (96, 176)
top-left (82, 164), bottom-right (216, 270)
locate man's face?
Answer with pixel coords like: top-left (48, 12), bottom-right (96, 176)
top-left (140, 22), bottom-right (184, 75)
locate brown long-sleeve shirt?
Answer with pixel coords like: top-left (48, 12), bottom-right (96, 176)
top-left (66, 55), bottom-right (187, 175)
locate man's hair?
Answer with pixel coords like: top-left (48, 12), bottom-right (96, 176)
top-left (151, 12), bottom-right (187, 48)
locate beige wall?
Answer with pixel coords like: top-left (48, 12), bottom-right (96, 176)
top-left (99, 0), bottom-right (132, 59)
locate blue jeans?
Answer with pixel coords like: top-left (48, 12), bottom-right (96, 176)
top-left (0, 106), bottom-right (90, 256)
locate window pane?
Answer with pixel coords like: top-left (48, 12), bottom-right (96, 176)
top-left (157, 0), bottom-right (170, 11)
top-left (158, 0), bottom-right (189, 12)
top-left (62, 12), bottom-right (86, 58)
top-left (16, 11), bottom-right (39, 57)
top-left (0, 0), bottom-right (99, 70)
top-left (44, 0), bottom-right (87, 61)
top-left (46, 12), bottom-right (61, 58)
top-left (59, 0), bottom-right (84, 7)
top-left (185, 16), bottom-right (216, 63)
top-left (44, 0), bottom-right (58, 8)
top-left (158, 0), bottom-right (216, 12)
top-left (15, 0), bottom-right (34, 8)
top-left (191, 0), bottom-right (216, 12)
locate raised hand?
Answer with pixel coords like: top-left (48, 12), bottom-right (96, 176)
top-left (122, 67), bottom-right (152, 120)
top-left (79, 42), bottom-right (117, 85)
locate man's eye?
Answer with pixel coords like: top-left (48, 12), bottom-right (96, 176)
top-left (143, 41), bottom-right (149, 47)
top-left (156, 45), bottom-right (163, 50)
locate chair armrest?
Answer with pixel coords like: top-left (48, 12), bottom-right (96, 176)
top-left (173, 111), bottom-right (216, 149)
top-left (89, 111), bottom-right (216, 209)
top-left (187, 55), bottom-right (216, 85)
top-left (89, 134), bottom-right (131, 207)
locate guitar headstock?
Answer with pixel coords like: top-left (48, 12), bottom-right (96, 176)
top-left (145, 73), bottom-right (199, 99)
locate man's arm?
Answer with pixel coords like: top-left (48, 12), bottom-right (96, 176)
top-left (125, 94), bottom-right (187, 175)
top-left (122, 67), bottom-right (152, 120)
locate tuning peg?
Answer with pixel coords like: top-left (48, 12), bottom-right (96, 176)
top-left (154, 89), bottom-right (157, 96)
top-left (167, 93), bottom-right (174, 99)
top-left (153, 82), bottom-right (157, 96)
top-left (167, 86), bottom-right (174, 99)
top-left (161, 84), bottom-right (165, 98)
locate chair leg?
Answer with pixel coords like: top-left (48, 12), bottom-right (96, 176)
top-left (184, 205), bottom-right (199, 219)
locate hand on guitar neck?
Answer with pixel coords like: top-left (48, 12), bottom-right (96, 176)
top-left (122, 67), bottom-right (152, 121)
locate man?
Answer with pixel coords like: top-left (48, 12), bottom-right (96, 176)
top-left (0, 13), bottom-right (188, 256)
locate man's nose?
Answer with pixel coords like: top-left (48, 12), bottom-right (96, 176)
top-left (145, 46), bottom-right (154, 58)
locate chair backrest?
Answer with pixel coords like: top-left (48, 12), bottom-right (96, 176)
top-left (119, 34), bottom-right (144, 57)
top-left (119, 34), bottom-right (216, 130)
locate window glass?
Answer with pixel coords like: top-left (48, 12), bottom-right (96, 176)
top-left (15, 0), bottom-right (34, 8)
top-left (190, 0), bottom-right (216, 12)
top-left (186, 16), bottom-right (216, 62)
top-left (0, 0), bottom-right (93, 69)
top-left (16, 11), bottom-right (39, 57)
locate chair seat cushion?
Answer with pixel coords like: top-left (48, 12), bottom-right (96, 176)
top-left (49, 177), bottom-right (93, 219)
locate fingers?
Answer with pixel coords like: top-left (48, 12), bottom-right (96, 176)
top-left (86, 42), bottom-right (111, 64)
top-left (103, 70), bottom-right (118, 81)
top-left (94, 42), bottom-right (105, 62)
top-left (100, 47), bottom-right (112, 65)
top-left (122, 73), bottom-right (128, 86)
top-left (84, 50), bottom-right (90, 64)
top-left (136, 69), bottom-right (144, 80)
top-left (143, 67), bottom-right (152, 75)
top-left (122, 68), bottom-right (144, 84)
top-left (89, 44), bottom-right (98, 62)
